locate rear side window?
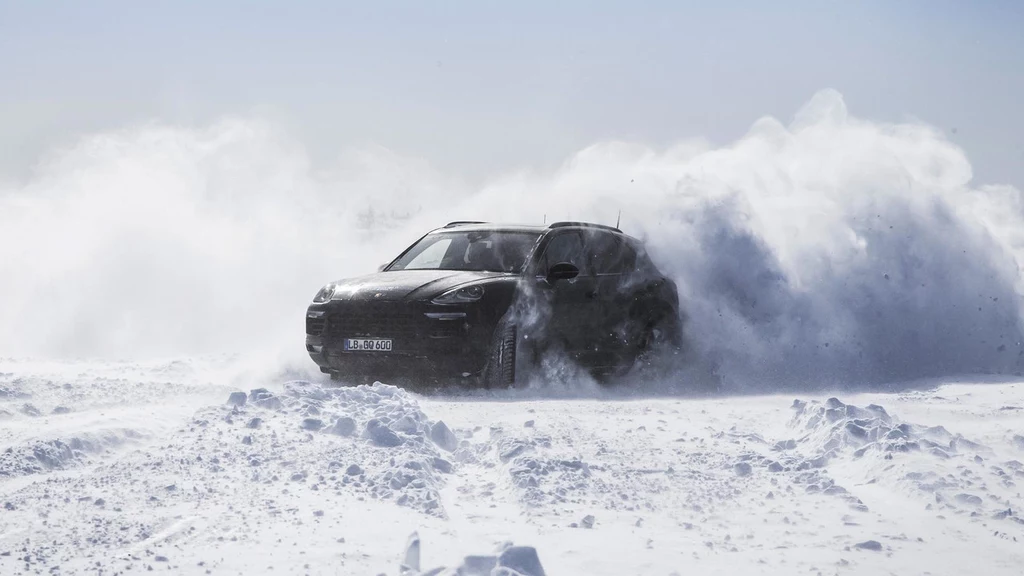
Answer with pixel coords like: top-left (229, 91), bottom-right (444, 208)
top-left (585, 231), bottom-right (637, 274)
top-left (540, 231), bottom-right (587, 273)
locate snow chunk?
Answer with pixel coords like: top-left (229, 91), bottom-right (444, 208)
top-left (954, 493), bottom-right (983, 507)
top-left (328, 416), bottom-right (356, 436)
top-left (366, 419), bottom-right (403, 447)
top-left (1012, 435), bottom-right (1024, 451)
top-left (392, 414), bottom-right (419, 435)
top-left (396, 533), bottom-right (546, 576)
top-left (249, 388), bottom-right (283, 411)
top-left (773, 439), bottom-right (797, 451)
top-left (301, 418), bottom-right (324, 431)
top-left (497, 546), bottom-right (547, 575)
top-left (430, 421), bottom-right (458, 452)
top-left (734, 462), bottom-right (753, 477)
top-left (498, 437), bottom-right (532, 463)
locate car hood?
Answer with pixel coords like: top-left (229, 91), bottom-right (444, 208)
top-left (328, 270), bottom-right (512, 302)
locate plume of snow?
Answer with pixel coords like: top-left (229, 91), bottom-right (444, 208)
top-left (2, 90), bottom-right (1022, 390)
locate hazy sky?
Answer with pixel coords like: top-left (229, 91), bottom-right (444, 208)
top-left (2, 0), bottom-right (1022, 187)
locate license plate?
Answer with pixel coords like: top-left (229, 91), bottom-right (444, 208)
top-left (344, 338), bottom-right (393, 352)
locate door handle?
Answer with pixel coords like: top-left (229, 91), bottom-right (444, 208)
top-left (585, 290), bottom-right (599, 299)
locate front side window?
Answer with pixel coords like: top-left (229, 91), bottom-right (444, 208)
top-left (388, 230), bottom-right (540, 273)
top-left (402, 238), bottom-right (452, 269)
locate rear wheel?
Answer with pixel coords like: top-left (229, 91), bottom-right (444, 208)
top-left (627, 310), bottom-right (684, 380)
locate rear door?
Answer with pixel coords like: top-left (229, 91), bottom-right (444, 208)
top-left (532, 230), bottom-right (602, 361)
top-left (582, 230), bottom-right (641, 366)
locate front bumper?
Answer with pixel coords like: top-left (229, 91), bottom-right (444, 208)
top-left (305, 299), bottom-right (497, 380)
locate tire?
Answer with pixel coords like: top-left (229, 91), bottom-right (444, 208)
top-left (630, 310), bottom-right (683, 380)
top-left (482, 314), bottom-right (517, 388)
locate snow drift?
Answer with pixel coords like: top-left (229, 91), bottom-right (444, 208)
top-left (2, 90), bottom-right (1023, 390)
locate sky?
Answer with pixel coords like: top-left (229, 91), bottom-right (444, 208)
top-left (1, 0), bottom-right (1023, 187)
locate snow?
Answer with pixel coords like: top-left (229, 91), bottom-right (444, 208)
top-left (2, 358), bottom-right (1024, 574)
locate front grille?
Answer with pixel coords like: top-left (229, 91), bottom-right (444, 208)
top-left (327, 308), bottom-right (419, 339)
top-left (324, 303), bottom-right (464, 340)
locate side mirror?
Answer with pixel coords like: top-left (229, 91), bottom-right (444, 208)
top-left (546, 262), bottom-right (580, 284)
top-left (377, 263), bottom-right (388, 272)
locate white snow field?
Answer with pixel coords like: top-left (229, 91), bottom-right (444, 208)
top-left (3, 357), bottom-right (1024, 575)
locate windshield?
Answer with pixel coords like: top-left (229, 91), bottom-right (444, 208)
top-left (387, 230), bottom-right (540, 273)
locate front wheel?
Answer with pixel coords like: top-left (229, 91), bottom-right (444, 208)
top-left (482, 314), bottom-right (518, 388)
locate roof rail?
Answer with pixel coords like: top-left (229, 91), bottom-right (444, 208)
top-left (548, 221), bottom-right (621, 233)
top-left (443, 220), bottom-right (487, 228)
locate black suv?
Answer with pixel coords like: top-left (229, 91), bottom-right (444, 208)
top-left (305, 221), bottom-right (683, 387)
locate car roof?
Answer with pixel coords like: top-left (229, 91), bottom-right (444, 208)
top-left (428, 222), bottom-right (549, 234)
top-left (430, 221), bottom-right (638, 241)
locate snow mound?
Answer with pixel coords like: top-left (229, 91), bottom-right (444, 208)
top-left (0, 430), bottom-right (144, 477)
top-left (776, 397), bottom-right (1023, 520)
top-left (0, 361), bottom-right (225, 480)
top-left (0, 381), bottom-right (464, 570)
top-left (474, 427), bottom-right (599, 509)
top-left (0, 361), bottom-right (222, 414)
top-left (231, 381), bottom-right (456, 516)
top-left (786, 397), bottom-right (985, 464)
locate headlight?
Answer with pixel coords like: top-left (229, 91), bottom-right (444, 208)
top-left (312, 283), bottom-right (336, 303)
top-left (432, 284), bottom-right (485, 304)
